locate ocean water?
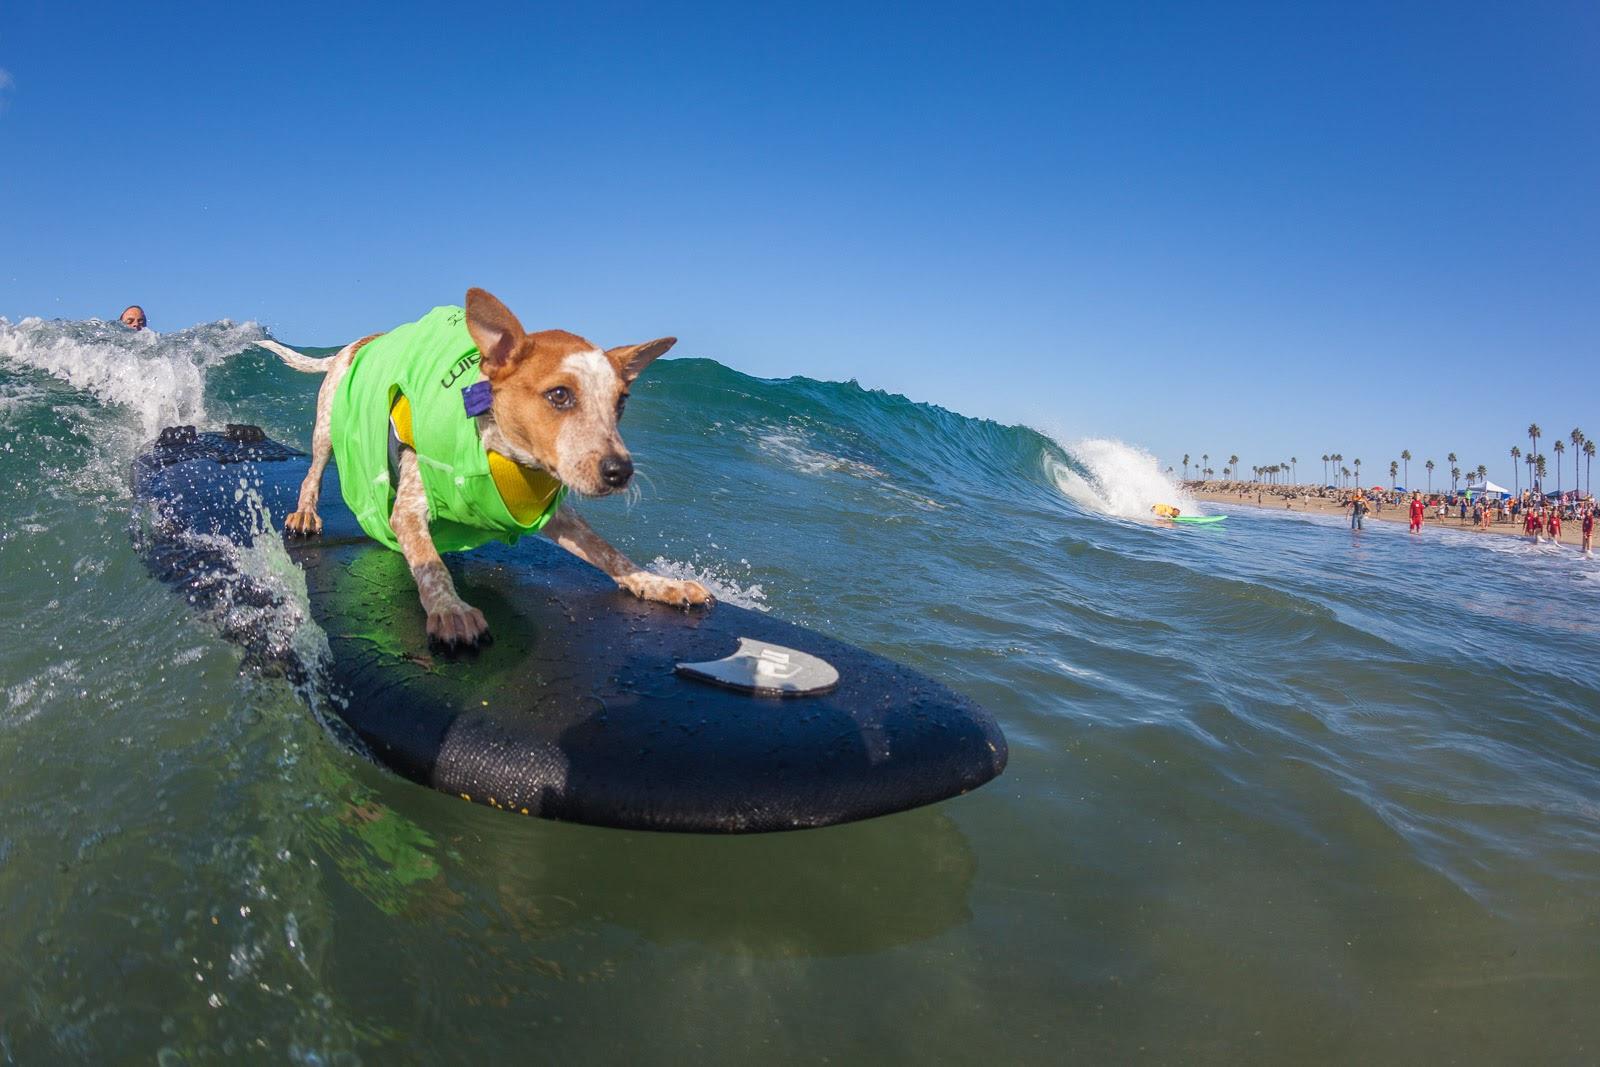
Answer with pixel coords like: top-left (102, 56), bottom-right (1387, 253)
top-left (1, 317), bottom-right (1597, 1063)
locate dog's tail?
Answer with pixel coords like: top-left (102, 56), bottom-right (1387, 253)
top-left (258, 339), bottom-right (334, 374)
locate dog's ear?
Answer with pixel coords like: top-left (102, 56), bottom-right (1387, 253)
top-left (606, 337), bottom-right (677, 383)
top-left (465, 288), bottom-right (527, 379)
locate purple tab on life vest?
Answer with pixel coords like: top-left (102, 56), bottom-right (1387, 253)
top-left (462, 380), bottom-right (493, 417)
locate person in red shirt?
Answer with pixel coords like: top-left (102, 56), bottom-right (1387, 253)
top-left (1548, 507), bottom-right (1562, 544)
top-left (1526, 508), bottom-right (1542, 541)
top-left (1408, 492), bottom-right (1425, 533)
top-left (1583, 506), bottom-right (1595, 555)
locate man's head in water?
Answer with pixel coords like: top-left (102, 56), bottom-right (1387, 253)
top-left (120, 305), bottom-right (147, 330)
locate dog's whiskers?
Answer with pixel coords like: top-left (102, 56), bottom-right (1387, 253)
top-left (625, 468), bottom-right (659, 511)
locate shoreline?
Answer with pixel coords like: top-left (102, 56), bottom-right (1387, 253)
top-left (1186, 484), bottom-right (1593, 549)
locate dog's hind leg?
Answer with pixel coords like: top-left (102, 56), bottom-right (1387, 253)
top-left (284, 372), bottom-right (334, 534)
top-left (285, 340), bottom-right (369, 537)
top-left (390, 446), bottom-right (489, 648)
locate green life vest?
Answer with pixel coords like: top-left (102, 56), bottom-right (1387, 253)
top-left (329, 305), bottom-right (566, 554)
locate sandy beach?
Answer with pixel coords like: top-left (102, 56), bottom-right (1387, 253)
top-left (1187, 483), bottom-right (1594, 549)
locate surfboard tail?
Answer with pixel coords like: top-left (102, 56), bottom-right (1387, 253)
top-left (258, 339), bottom-right (334, 374)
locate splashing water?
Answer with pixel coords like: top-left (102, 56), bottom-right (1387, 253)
top-left (0, 316), bottom-right (267, 442)
top-left (1043, 436), bottom-right (1198, 519)
top-left (648, 554), bottom-right (770, 611)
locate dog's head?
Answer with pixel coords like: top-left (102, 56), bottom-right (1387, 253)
top-left (464, 288), bottom-right (674, 497)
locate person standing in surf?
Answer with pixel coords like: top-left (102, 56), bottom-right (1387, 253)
top-left (1582, 505), bottom-right (1594, 555)
top-left (1548, 506), bottom-right (1562, 545)
top-left (1408, 491), bottom-right (1425, 534)
top-left (1348, 493), bottom-right (1368, 530)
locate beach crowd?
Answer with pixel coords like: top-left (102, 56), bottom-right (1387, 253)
top-left (1190, 480), bottom-right (1596, 555)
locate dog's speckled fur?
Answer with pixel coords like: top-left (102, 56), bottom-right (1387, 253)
top-left (262, 288), bottom-right (711, 649)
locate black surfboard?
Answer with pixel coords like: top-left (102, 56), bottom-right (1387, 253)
top-left (131, 425), bottom-right (1007, 833)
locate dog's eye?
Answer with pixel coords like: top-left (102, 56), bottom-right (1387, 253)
top-left (545, 386), bottom-right (575, 410)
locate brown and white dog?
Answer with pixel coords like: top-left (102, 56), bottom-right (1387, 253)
top-left (261, 288), bottom-right (712, 649)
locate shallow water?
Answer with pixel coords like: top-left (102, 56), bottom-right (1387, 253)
top-left (2, 318), bottom-right (1597, 1063)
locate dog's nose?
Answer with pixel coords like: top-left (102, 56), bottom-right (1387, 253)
top-left (600, 455), bottom-right (633, 488)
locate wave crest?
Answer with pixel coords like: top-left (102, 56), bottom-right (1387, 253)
top-left (1045, 437), bottom-right (1197, 519)
top-left (0, 316), bottom-right (267, 439)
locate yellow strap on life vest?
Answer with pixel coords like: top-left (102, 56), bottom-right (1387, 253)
top-left (390, 393), bottom-right (562, 525)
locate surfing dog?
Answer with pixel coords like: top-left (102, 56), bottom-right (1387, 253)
top-left (261, 288), bottom-right (712, 649)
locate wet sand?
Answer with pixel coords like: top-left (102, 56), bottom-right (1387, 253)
top-left (1187, 484), bottom-right (1593, 549)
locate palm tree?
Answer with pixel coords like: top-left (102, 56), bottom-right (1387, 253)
top-left (1183, 454), bottom-right (1190, 479)
top-left (1354, 458), bottom-right (1362, 487)
top-left (1202, 454), bottom-right (1209, 482)
top-left (1229, 455), bottom-right (1240, 484)
top-left (1425, 459), bottom-right (1435, 492)
top-left (1510, 445), bottom-right (1521, 494)
top-left (1333, 453), bottom-right (1344, 487)
top-left (1290, 457), bottom-right (1297, 485)
top-left (1451, 465), bottom-right (1461, 491)
top-left (1476, 464), bottom-right (1487, 487)
top-left (1574, 429), bottom-right (1588, 492)
top-left (1528, 423), bottom-right (1541, 469)
top-left (1535, 454), bottom-right (1548, 486)
top-left (1400, 449), bottom-right (1411, 488)
top-left (1527, 451), bottom-right (1538, 490)
top-left (1389, 460), bottom-right (1398, 487)
top-left (1321, 454), bottom-right (1329, 484)
top-left (1554, 440), bottom-right (1566, 495)
top-left (1584, 440), bottom-right (1595, 498)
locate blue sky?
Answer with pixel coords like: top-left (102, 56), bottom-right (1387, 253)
top-left (3, 1), bottom-right (1597, 488)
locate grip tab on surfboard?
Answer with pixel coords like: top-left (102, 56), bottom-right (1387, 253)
top-left (677, 638), bottom-right (840, 697)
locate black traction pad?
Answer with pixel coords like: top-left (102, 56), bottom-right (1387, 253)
top-left (131, 427), bottom-right (1008, 832)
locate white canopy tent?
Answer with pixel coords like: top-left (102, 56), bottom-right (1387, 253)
top-left (1465, 480), bottom-right (1511, 498)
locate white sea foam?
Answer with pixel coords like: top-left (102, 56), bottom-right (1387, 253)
top-left (1044, 436), bottom-right (1198, 520)
top-left (0, 315), bottom-right (266, 440)
top-left (3, 660), bottom-right (83, 728)
top-left (754, 427), bottom-right (944, 510)
top-left (756, 429), bottom-right (887, 480)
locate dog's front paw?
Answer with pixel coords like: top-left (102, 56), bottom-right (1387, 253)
top-left (671, 579), bottom-right (714, 609)
top-left (626, 574), bottom-right (714, 611)
top-left (427, 601), bottom-right (491, 650)
top-left (285, 510), bottom-right (323, 537)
